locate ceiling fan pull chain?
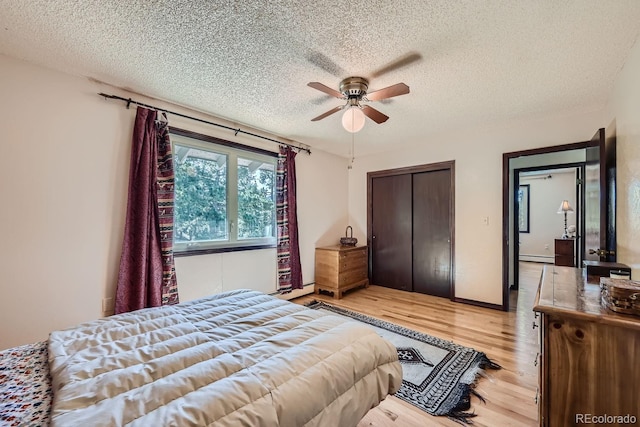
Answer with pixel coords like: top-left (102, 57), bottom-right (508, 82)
top-left (349, 132), bottom-right (355, 170)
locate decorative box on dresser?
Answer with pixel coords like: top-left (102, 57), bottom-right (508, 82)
top-left (533, 265), bottom-right (640, 426)
top-left (314, 245), bottom-right (368, 299)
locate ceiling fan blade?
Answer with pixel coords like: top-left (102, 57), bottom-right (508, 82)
top-left (307, 82), bottom-right (343, 99)
top-left (366, 83), bottom-right (410, 101)
top-left (311, 106), bottom-right (343, 121)
top-left (370, 52), bottom-right (422, 79)
top-left (361, 106), bottom-right (389, 124)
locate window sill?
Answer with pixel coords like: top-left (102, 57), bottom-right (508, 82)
top-left (173, 244), bottom-right (276, 257)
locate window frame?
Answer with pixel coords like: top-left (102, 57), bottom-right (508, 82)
top-left (170, 128), bottom-right (278, 256)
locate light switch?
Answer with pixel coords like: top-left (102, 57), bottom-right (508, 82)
top-left (482, 216), bottom-right (489, 226)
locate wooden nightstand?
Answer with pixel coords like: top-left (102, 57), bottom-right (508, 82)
top-left (314, 245), bottom-right (369, 299)
top-left (554, 238), bottom-right (575, 267)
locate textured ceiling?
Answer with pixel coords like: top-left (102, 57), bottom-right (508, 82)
top-left (2, 1), bottom-right (640, 157)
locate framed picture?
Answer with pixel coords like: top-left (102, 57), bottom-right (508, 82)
top-left (517, 185), bottom-right (530, 233)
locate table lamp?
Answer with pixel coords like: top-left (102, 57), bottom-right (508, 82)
top-left (557, 200), bottom-right (574, 239)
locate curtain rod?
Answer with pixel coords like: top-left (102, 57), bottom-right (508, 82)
top-left (98, 93), bottom-right (311, 155)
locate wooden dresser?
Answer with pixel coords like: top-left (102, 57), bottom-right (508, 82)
top-left (314, 245), bottom-right (368, 299)
top-left (554, 238), bottom-right (575, 267)
top-left (533, 265), bottom-right (640, 426)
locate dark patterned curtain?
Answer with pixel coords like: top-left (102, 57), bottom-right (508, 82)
top-left (115, 107), bottom-right (179, 314)
top-left (276, 146), bottom-right (303, 293)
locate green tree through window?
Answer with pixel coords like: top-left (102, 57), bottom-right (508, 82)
top-left (238, 158), bottom-right (275, 239)
top-left (171, 131), bottom-right (277, 252)
top-left (174, 150), bottom-right (227, 242)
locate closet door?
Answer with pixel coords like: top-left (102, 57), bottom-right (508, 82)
top-left (370, 174), bottom-right (412, 291)
top-left (412, 169), bottom-right (452, 297)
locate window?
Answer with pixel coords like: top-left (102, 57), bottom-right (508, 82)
top-left (171, 129), bottom-right (277, 253)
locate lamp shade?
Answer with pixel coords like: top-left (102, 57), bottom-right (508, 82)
top-left (342, 107), bottom-right (365, 133)
top-left (557, 200), bottom-right (574, 213)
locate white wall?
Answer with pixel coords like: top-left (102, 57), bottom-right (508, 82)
top-left (611, 36), bottom-right (640, 279)
top-left (348, 109), bottom-right (608, 305)
top-left (0, 54), bottom-right (348, 350)
top-left (519, 171), bottom-right (577, 263)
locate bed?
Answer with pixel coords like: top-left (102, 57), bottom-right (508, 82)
top-left (1, 289), bottom-right (402, 426)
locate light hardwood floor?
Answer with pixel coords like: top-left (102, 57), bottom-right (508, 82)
top-left (293, 262), bottom-right (544, 427)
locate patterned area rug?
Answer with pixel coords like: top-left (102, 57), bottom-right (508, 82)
top-left (306, 301), bottom-right (501, 424)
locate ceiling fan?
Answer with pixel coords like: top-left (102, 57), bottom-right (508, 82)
top-left (307, 76), bottom-right (410, 132)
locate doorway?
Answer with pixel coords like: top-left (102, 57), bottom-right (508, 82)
top-left (502, 125), bottom-right (616, 311)
top-left (503, 144), bottom-right (587, 310)
top-left (512, 165), bottom-right (584, 289)
top-left (367, 161), bottom-right (455, 298)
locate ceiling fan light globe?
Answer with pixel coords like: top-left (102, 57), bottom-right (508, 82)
top-left (342, 107), bottom-right (365, 133)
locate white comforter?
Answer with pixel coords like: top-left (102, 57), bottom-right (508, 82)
top-left (48, 289), bottom-right (402, 426)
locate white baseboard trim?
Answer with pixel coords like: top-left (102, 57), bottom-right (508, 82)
top-left (520, 255), bottom-right (554, 263)
top-left (270, 283), bottom-right (315, 300)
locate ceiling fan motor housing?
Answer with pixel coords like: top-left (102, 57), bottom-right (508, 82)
top-left (339, 77), bottom-right (369, 99)
top-left (308, 74), bottom-right (407, 124)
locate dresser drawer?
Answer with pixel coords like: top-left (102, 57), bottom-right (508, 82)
top-left (340, 255), bottom-right (367, 271)
top-left (339, 268), bottom-right (368, 286)
top-left (340, 247), bottom-right (367, 263)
